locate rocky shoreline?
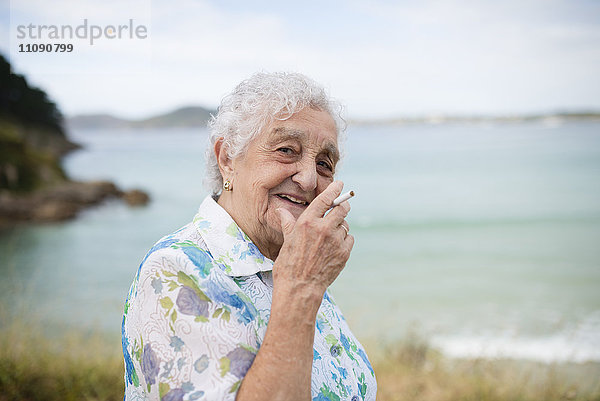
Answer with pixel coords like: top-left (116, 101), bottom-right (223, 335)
top-left (0, 180), bottom-right (149, 226)
top-left (1, 56), bottom-right (152, 228)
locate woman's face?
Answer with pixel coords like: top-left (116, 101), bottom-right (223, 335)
top-left (219, 107), bottom-right (339, 259)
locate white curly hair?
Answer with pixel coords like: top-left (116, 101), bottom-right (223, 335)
top-left (204, 71), bottom-right (346, 195)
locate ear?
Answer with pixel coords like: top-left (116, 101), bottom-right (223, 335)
top-left (214, 137), bottom-right (234, 179)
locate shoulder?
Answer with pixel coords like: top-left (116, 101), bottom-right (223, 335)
top-left (123, 228), bottom-right (261, 400)
top-left (127, 222), bottom-right (261, 326)
top-left (124, 223), bottom-right (214, 304)
top-left (141, 223), bottom-right (214, 275)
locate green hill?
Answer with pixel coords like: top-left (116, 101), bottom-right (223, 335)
top-left (67, 105), bottom-right (215, 130)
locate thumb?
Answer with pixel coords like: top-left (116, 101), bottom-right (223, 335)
top-left (277, 208), bottom-right (296, 237)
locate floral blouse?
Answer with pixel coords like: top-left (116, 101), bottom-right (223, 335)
top-left (122, 196), bottom-right (377, 401)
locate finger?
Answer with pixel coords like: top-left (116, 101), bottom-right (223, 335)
top-left (305, 181), bottom-right (344, 218)
top-left (336, 233), bottom-right (354, 266)
top-left (336, 220), bottom-right (352, 244)
top-left (323, 200), bottom-right (350, 225)
top-left (340, 220), bottom-right (350, 233)
top-left (277, 208), bottom-right (296, 238)
top-left (336, 219), bottom-right (350, 238)
top-left (340, 224), bottom-right (349, 239)
top-left (344, 233), bottom-right (355, 253)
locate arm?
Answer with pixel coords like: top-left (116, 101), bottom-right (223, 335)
top-left (236, 181), bottom-right (353, 401)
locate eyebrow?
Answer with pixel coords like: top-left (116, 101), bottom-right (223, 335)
top-left (270, 127), bottom-right (340, 163)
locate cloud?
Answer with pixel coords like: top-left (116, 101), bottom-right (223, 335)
top-left (2, 0), bottom-right (599, 118)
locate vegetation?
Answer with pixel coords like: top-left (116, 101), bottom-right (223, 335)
top-left (1, 312), bottom-right (598, 401)
top-left (0, 54), bottom-right (77, 192)
top-left (0, 318), bottom-right (123, 401)
top-left (0, 55), bottom-right (65, 133)
top-left (370, 335), bottom-right (600, 401)
top-left (0, 118), bottom-right (68, 192)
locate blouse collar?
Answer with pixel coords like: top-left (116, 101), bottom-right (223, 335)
top-left (192, 196), bottom-right (274, 277)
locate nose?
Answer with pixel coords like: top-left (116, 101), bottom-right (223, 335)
top-left (291, 160), bottom-right (318, 192)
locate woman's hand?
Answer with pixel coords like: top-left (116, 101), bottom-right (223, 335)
top-left (275, 181), bottom-right (354, 298)
top-left (236, 182), bottom-right (353, 401)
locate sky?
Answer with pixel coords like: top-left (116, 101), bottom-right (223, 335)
top-left (2, 0), bottom-right (600, 119)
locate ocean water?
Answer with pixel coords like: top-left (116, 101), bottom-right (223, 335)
top-left (1, 121), bottom-right (599, 363)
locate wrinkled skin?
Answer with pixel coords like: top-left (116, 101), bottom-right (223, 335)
top-left (215, 107), bottom-right (353, 401)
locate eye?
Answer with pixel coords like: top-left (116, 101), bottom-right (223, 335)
top-left (317, 160), bottom-right (333, 172)
top-left (277, 147), bottom-right (294, 155)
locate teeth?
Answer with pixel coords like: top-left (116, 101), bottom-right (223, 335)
top-left (279, 194), bottom-right (308, 205)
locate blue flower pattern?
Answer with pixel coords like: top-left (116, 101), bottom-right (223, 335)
top-left (122, 196), bottom-right (376, 400)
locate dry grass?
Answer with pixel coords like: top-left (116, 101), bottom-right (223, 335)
top-left (1, 314), bottom-right (599, 401)
top-left (368, 334), bottom-right (600, 401)
top-left (0, 317), bottom-right (123, 401)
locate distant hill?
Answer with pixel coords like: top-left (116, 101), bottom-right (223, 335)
top-left (68, 105), bottom-right (600, 130)
top-left (349, 111), bottom-right (600, 126)
top-left (68, 106), bottom-right (215, 130)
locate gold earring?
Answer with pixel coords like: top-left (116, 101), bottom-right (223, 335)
top-left (223, 180), bottom-right (232, 192)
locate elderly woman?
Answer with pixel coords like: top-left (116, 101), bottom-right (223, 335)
top-left (122, 72), bottom-right (376, 401)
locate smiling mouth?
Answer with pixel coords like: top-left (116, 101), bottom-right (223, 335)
top-left (276, 194), bottom-right (310, 206)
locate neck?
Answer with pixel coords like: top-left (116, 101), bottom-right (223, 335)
top-left (217, 193), bottom-right (281, 261)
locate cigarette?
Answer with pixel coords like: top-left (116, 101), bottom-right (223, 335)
top-left (330, 190), bottom-right (355, 208)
